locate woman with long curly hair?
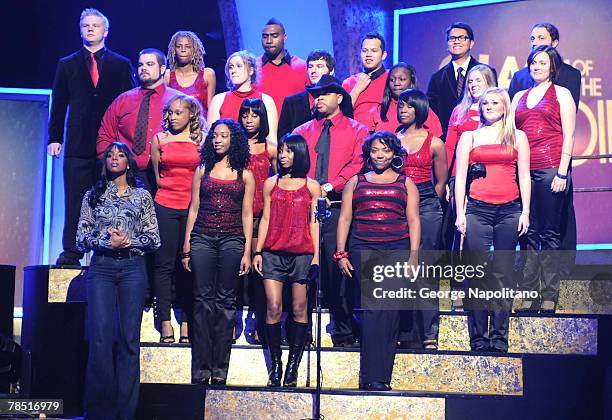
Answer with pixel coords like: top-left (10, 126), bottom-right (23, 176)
top-left (150, 94), bottom-right (206, 344)
top-left (76, 142), bottom-right (160, 419)
top-left (182, 119), bottom-right (255, 385)
top-left (207, 50), bottom-right (278, 140)
top-left (165, 31), bottom-right (216, 116)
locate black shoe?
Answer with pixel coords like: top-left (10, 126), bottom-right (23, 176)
top-left (191, 377), bottom-right (209, 385)
top-left (471, 342), bottom-right (491, 352)
top-left (55, 255), bottom-right (81, 266)
top-left (210, 377), bottom-right (226, 385)
top-left (363, 382), bottom-right (392, 391)
top-left (514, 299), bottom-right (540, 314)
top-left (283, 321), bottom-right (308, 387)
top-left (265, 323), bottom-right (283, 387)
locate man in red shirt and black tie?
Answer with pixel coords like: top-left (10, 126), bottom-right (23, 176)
top-left (255, 18), bottom-right (309, 117)
top-left (342, 32), bottom-right (389, 126)
top-left (293, 75), bottom-right (368, 347)
top-left (97, 48), bottom-right (181, 192)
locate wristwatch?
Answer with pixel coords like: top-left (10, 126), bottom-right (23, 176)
top-left (322, 183), bottom-right (334, 193)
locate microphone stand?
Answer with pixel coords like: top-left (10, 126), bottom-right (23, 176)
top-left (313, 197), bottom-right (330, 420)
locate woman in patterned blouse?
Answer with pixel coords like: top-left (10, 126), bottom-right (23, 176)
top-left (77, 141), bottom-right (160, 420)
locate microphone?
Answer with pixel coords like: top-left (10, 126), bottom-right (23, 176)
top-left (315, 197), bottom-right (330, 222)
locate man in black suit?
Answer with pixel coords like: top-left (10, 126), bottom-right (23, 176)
top-left (426, 22), bottom-right (496, 140)
top-left (278, 50), bottom-right (352, 138)
top-left (508, 22), bottom-right (581, 109)
top-left (48, 8), bottom-right (135, 265)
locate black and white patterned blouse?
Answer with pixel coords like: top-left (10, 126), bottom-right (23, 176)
top-left (76, 182), bottom-right (161, 255)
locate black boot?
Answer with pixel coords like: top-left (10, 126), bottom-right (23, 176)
top-left (283, 321), bottom-right (308, 387)
top-left (265, 322), bottom-right (283, 387)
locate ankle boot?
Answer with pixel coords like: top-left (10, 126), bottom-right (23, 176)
top-left (283, 321), bottom-right (308, 387)
top-left (265, 322), bottom-right (283, 387)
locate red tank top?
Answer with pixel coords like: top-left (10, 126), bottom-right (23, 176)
top-left (193, 175), bottom-right (244, 235)
top-left (514, 83), bottom-right (563, 170)
top-left (155, 141), bottom-right (200, 210)
top-left (263, 179), bottom-right (314, 254)
top-left (403, 132), bottom-right (433, 184)
top-left (469, 142), bottom-right (519, 204)
top-left (248, 146), bottom-right (271, 217)
top-left (352, 173), bottom-right (409, 242)
top-left (218, 89), bottom-right (263, 122)
top-left (169, 70), bottom-right (209, 117)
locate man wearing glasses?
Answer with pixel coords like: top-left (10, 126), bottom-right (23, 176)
top-left (426, 22), bottom-right (496, 140)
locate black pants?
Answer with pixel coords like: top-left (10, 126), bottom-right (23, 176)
top-left (61, 157), bottom-right (98, 260)
top-left (521, 168), bottom-right (565, 302)
top-left (190, 232), bottom-right (245, 381)
top-left (322, 207), bottom-right (358, 344)
top-left (465, 199), bottom-right (520, 351)
top-left (399, 182), bottom-right (443, 343)
top-left (152, 203), bottom-right (192, 323)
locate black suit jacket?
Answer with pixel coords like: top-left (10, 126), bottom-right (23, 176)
top-left (426, 57), bottom-right (497, 140)
top-left (48, 47), bottom-right (135, 158)
top-left (508, 62), bottom-right (581, 110)
top-left (278, 91), bottom-right (312, 139)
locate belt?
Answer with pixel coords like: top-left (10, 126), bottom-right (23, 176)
top-left (94, 248), bottom-right (140, 260)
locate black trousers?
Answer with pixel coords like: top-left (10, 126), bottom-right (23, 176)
top-left (323, 207), bottom-right (358, 344)
top-left (152, 203), bottom-right (192, 323)
top-left (465, 199), bottom-right (520, 351)
top-left (521, 168), bottom-right (565, 302)
top-left (190, 232), bottom-right (245, 381)
top-left (399, 182), bottom-right (443, 343)
top-left (61, 157), bottom-right (98, 260)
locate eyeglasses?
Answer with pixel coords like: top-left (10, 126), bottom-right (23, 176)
top-left (447, 35), bottom-right (469, 43)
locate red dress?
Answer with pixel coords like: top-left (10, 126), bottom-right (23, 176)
top-left (218, 89), bottom-right (263, 122)
top-left (446, 107), bottom-right (480, 176)
top-left (263, 179), bottom-right (314, 254)
top-left (403, 132), bottom-right (433, 184)
top-left (469, 144), bottom-right (519, 204)
top-left (514, 83), bottom-right (563, 170)
top-left (154, 141), bottom-right (200, 210)
top-left (248, 146), bottom-right (271, 217)
top-left (169, 70), bottom-right (209, 117)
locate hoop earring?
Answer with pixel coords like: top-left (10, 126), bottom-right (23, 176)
top-left (391, 155), bottom-right (404, 171)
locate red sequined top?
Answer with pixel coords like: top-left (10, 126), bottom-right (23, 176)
top-left (446, 107), bottom-right (480, 176)
top-left (168, 70), bottom-right (209, 117)
top-left (403, 132), bottom-right (433, 184)
top-left (514, 83), bottom-right (563, 170)
top-left (469, 143), bottom-right (519, 204)
top-left (352, 173), bottom-right (409, 242)
top-left (154, 141), bottom-right (200, 210)
top-left (248, 147), bottom-right (271, 217)
top-left (219, 89), bottom-right (263, 122)
top-left (193, 175), bottom-right (244, 236)
top-left (263, 179), bottom-right (314, 254)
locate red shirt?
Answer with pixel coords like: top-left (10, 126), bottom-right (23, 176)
top-left (256, 52), bottom-right (308, 116)
top-left (293, 112), bottom-right (368, 192)
top-left (469, 144), bottom-right (519, 204)
top-left (97, 84), bottom-right (181, 170)
top-left (155, 141), bottom-right (200, 210)
top-left (368, 99), bottom-right (443, 137)
top-left (446, 107), bottom-right (480, 176)
top-left (218, 89), bottom-right (263, 122)
top-left (169, 70), bottom-right (209, 117)
top-left (403, 132), bottom-right (434, 184)
top-left (342, 69), bottom-right (389, 126)
top-left (248, 149), bottom-right (271, 217)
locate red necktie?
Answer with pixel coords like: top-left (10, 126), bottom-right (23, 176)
top-left (90, 52), bottom-right (99, 87)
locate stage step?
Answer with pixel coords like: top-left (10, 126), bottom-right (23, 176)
top-left (140, 309), bottom-right (597, 355)
top-left (141, 345), bottom-right (523, 395)
top-left (204, 387), bottom-right (446, 420)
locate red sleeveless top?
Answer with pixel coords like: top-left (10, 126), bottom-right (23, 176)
top-left (403, 132), bottom-right (433, 184)
top-left (248, 146), bottom-right (271, 217)
top-left (154, 141), bottom-right (200, 210)
top-left (193, 175), bottom-right (244, 236)
top-left (169, 70), bottom-right (209, 117)
top-left (514, 83), bottom-right (563, 170)
top-left (219, 89), bottom-right (263, 122)
top-left (469, 142), bottom-right (519, 204)
top-left (352, 173), bottom-right (409, 242)
top-left (263, 179), bottom-right (314, 254)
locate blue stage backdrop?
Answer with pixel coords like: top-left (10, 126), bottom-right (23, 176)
top-left (395, 0), bottom-right (612, 245)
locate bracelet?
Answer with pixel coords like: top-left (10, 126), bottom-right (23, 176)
top-left (332, 250), bottom-right (349, 262)
top-left (556, 172), bottom-right (568, 180)
top-left (180, 251), bottom-right (191, 259)
top-left (254, 251), bottom-right (263, 256)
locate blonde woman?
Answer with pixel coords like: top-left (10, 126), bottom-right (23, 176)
top-left (151, 94), bottom-right (205, 343)
top-left (207, 50), bottom-right (278, 140)
top-left (454, 87), bottom-right (530, 352)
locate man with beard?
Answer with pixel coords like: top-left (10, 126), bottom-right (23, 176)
top-left (97, 48), bottom-right (181, 191)
top-left (255, 18), bottom-right (309, 115)
top-left (48, 8), bottom-right (135, 265)
top-left (342, 32), bottom-right (389, 126)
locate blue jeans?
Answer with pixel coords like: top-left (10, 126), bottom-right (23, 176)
top-left (85, 254), bottom-right (147, 420)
